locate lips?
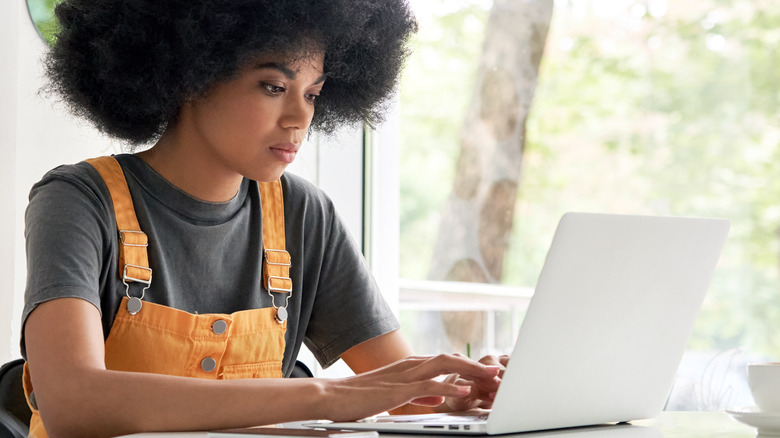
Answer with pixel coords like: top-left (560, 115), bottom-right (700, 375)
top-left (269, 142), bottom-right (299, 164)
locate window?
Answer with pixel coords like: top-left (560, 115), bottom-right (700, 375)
top-left (26, 0), bottom-right (58, 44)
top-left (396, 0), bottom-right (780, 410)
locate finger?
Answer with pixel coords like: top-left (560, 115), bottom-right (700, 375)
top-left (445, 389), bottom-right (483, 412)
top-left (410, 396), bottom-right (445, 407)
top-left (477, 397), bottom-right (495, 410)
top-left (454, 372), bottom-right (501, 394)
top-left (406, 379), bottom-right (471, 404)
top-left (442, 373), bottom-right (459, 384)
top-left (384, 354), bottom-right (479, 376)
top-left (477, 355), bottom-right (502, 366)
top-left (368, 356), bottom-right (433, 377)
top-left (444, 378), bottom-right (499, 412)
top-left (377, 355), bottom-right (494, 386)
top-left (462, 382), bottom-right (497, 405)
top-left (451, 377), bottom-right (471, 386)
top-left (476, 355), bottom-right (509, 369)
top-left (474, 374), bottom-right (502, 392)
top-left (469, 387), bottom-right (498, 406)
top-left (477, 355), bottom-right (508, 378)
top-left (410, 354), bottom-right (500, 382)
top-left (441, 373), bottom-right (494, 411)
top-left (497, 355), bottom-right (510, 378)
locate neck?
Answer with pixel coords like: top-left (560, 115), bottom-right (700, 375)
top-left (137, 134), bottom-right (244, 203)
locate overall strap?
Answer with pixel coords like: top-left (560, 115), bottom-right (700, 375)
top-left (258, 180), bottom-right (292, 294)
top-left (86, 156), bottom-right (291, 298)
top-left (86, 156), bottom-right (152, 286)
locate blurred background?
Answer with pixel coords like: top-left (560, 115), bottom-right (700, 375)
top-left (16, 0), bottom-right (780, 411)
top-left (395, 0), bottom-right (779, 410)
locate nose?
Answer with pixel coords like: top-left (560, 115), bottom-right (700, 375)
top-left (279, 94), bottom-right (314, 131)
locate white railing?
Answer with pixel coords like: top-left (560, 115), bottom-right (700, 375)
top-left (398, 279), bottom-right (534, 311)
top-left (398, 279), bottom-right (534, 356)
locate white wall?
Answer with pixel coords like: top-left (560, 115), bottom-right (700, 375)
top-left (1, 3), bottom-right (117, 363)
top-left (0, 0), bottom-right (21, 364)
top-left (368, 100), bottom-right (401, 314)
top-left (289, 126), bottom-right (365, 244)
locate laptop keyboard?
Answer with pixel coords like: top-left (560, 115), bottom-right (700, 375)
top-left (367, 412), bottom-right (490, 424)
top-left (436, 413), bottom-right (490, 423)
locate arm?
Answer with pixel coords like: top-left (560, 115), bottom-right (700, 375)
top-left (340, 329), bottom-right (414, 374)
top-left (25, 298), bottom-right (325, 437)
top-left (25, 298), bottom-right (497, 437)
top-left (341, 330), bottom-right (436, 414)
top-left (341, 330), bottom-right (508, 414)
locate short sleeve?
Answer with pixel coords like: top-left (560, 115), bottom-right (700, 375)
top-left (21, 166), bottom-right (114, 357)
top-left (301, 197), bottom-right (400, 368)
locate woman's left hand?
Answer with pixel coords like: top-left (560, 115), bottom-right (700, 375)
top-left (439, 354), bottom-right (510, 412)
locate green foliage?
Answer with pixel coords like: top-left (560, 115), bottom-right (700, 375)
top-left (399, 0), bottom-right (491, 279)
top-left (27, 0), bottom-right (60, 45)
top-left (400, 0), bottom-right (780, 357)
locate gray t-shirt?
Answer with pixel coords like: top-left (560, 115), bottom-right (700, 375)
top-left (22, 154), bottom-right (399, 375)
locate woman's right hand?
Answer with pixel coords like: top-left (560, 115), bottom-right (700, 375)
top-left (320, 354), bottom-right (501, 421)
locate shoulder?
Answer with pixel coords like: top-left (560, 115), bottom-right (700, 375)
top-left (26, 158), bottom-right (123, 242)
top-left (278, 172), bottom-right (352, 245)
top-left (29, 159), bottom-right (110, 207)
top-left (35, 159), bottom-right (103, 186)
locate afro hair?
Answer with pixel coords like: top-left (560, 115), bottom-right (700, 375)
top-left (45, 0), bottom-right (417, 144)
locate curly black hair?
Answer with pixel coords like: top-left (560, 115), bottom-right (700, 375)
top-left (45, 0), bottom-right (417, 144)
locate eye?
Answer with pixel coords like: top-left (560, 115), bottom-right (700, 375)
top-left (305, 94), bottom-right (319, 104)
top-left (261, 82), bottom-right (285, 95)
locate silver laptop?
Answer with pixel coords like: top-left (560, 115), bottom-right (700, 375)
top-left (309, 213), bottom-right (730, 435)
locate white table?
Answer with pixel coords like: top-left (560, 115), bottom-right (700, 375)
top-left (117, 412), bottom-right (760, 438)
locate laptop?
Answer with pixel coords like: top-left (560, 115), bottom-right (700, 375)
top-left (309, 213), bottom-right (730, 435)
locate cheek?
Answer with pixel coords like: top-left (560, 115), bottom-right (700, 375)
top-left (209, 101), bottom-right (271, 141)
top-left (229, 99), bottom-right (274, 130)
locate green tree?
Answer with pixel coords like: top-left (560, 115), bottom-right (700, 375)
top-left (27, 0), bottom-right (60, 44)
top-left (400, 0), bottom-right (780, 357)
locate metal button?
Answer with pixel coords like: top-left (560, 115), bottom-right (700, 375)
top-left (201, 357), bottom-right (217, 373)
top-left (127, 297), bottom-right (143, 315)
top-left (212, 319), bottom-right (228, 335)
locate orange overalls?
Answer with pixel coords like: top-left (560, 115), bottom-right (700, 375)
top-left (23, 156), bottom-right (294, 437)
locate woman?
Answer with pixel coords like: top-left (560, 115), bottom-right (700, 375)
top-left (21, 1), bottom-right (505, 437)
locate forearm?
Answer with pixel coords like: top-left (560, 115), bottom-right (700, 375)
top-left (37, 368), bottom-right (328, 437)
top-left (45, 355), bottom-right (491, 437)
top-left (340, 330), bottom-right (434, 415)
top-left (338, 330), bottom-right (504, 415)
top-left (25, 298), bottom-right (331, 437)
top-left (27, 300), bottom-right (497, 437)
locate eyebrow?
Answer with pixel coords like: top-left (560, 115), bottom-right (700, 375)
top-left (254, 62), bottom-right (327, 85)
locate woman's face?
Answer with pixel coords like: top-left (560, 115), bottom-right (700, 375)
top-left (178, 51), bottom-right (326, 183)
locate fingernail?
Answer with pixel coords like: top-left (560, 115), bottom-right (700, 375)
top-left (457, 386), bottom-right (471, 395)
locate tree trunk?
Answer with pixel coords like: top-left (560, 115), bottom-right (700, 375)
top-left (428, 0), bottom-right (553, 354)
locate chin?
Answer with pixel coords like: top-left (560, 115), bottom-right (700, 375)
top-left (250, 167), bottom-right (287, 183)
